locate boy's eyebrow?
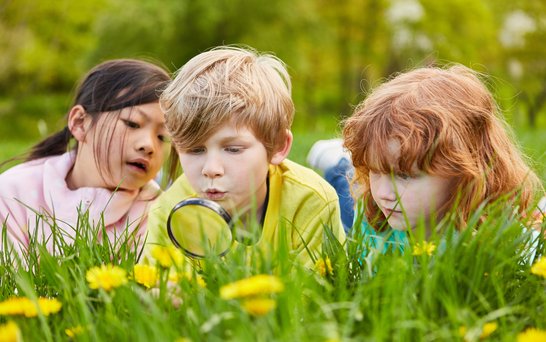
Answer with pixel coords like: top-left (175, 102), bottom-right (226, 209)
top-left (218, 135), bottom-right (251, 144)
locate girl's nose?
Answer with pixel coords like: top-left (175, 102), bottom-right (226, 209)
top-left (375, 175), bottom-right (398, 202)
top-left (137, 132), bottom-right (156, 155)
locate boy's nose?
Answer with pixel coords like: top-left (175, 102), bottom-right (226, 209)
top-left (202, 155), bottom-right (224, 178)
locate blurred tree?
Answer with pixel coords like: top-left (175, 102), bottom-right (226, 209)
top-left (90, 0), bottom-right (289, 69)
top-left (0, 0), bottom-right (108, 94)
top-left (493, 0), bottom-right (546, 127)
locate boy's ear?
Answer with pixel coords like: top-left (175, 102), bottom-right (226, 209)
top-left (67, 105), bottom-right (90, 142)
top-left (270, 130), bottom-right (293, 165)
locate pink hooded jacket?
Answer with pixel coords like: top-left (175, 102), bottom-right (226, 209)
top-left (0, 152), bottom-right (160, 256)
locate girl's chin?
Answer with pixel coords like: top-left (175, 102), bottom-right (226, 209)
top-left (386, 219), bottom-right (410, 232)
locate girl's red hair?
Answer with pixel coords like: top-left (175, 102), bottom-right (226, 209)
top-left (343, 65), bottom-right (541, 230)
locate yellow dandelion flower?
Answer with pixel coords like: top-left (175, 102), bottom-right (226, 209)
top-left (86, 264), bottom-right (128, 291)
top-left (133, 264), bottom-right (159, 289)
top-left (0, 297), bottom-right (27, 316)
top-left (24, 297), bottom-right (63, 317)
top-left (242, 297), bottom-right (276, 316)
top-left (0, 297), bottom-right (62, 317)
top-left (195, 275), bottom-right (206, 288)
top-left (65, 325), bottom-right (86, 338)
top-left (168, 272), bottom-right (206, 288)
top-left (151, 245), bottom-right (184, 268)
top-left (0, 321), bottom-right (22, 342)
top-left (531, 258), bottom-right (546, 278)
top-left (315, 257), bottom-right (333, 277)
top-left (220, 275), bottom-right (284, 300)
top-left (480, 322), bottom-right (498, 339)
top-left (175, 338), bottom-right (192, 342)
top-left (459, 322), bottom-right (498, 340)
top-left (412, 241), bottom-right (436, 256)
top-left (517, 328), bottom-right (546, 342)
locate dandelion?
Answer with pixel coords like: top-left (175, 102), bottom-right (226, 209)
top-left (0, 321), bottom-right (22, 342)
top-left (0, 297), bottom-right (62, 317)
top-left (151, 245), bottom-right (184, 268)
top-left (86, 264), bottom-right (128, 291)
top-left (459, 322), bottom-right (498, 340)
top-left (241, 298), bottom-right (276, 316)
top-left (315, 257), bottom-right (333, 276)
top-left (26, 298), bottom-right (63, 317)
top-left (412, 241), bottom-right (436, 256)
top-left (517, 328), bottom-right (546, 342)
top-left (133, 264), bottom-right (159, 289)
top-left (220, 275), bottom-right (284, 300)
top-left (168, 272), bottom-right (206, 288)
top-left (65, 325), bottom-right (86, 338)
top-left (174, 338), bottom-right (192, 342)
top-left (531, 258), bottom-right (546, 278)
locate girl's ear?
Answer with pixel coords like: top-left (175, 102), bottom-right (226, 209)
top-left (67, 105), bottom-right (89, 142)
top-left (270, 130), bottom-right (293, 165)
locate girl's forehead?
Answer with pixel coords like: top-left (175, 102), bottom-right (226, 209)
top-left (367, 138), bottom-right (421, 173)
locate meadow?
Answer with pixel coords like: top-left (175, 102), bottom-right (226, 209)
top-left (0, 191), bottom-right (545, 341)
top-left (1, 119), bottom-right (546, 341)
top-left (0, 113), bottom-right (546, 341)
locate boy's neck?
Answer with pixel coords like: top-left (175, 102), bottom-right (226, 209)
top-left (235, 176), bottom-right (269, 244)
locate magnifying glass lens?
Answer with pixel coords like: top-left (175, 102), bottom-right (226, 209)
top-left (168, 199), bottom-right (233, 258)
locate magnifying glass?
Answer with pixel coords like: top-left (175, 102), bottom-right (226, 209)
top-left (167, 198), bottom-right (234, 258)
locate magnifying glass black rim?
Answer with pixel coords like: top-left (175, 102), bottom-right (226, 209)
top-left (167, 198), bottom-right (233, 259)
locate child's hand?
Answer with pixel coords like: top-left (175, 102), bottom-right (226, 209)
top-left (149, 281), bottom-right (183, 308)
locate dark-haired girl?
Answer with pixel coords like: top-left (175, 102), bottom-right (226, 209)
top-left (0, 59), bottom-right (171, 255)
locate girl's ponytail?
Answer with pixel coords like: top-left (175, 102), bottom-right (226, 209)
top-left (27, 126), bottom-right (72, 161)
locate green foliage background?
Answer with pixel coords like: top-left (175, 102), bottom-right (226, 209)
top-left (0, 0), bottom-right (545, 179)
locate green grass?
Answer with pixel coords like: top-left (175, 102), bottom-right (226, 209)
top-left (1, 117), bottom-right (546, 341)
top-left (0, 201), bottom-right (545, 341)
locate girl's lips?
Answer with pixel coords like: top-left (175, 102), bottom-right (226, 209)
top-left (383, 208), bottom-right (402, 216)
top-left (127, 162), bottom-right (148, 173)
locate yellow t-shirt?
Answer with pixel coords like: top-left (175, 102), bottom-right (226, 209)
top-left (141, 159), bottom-right (345, 267)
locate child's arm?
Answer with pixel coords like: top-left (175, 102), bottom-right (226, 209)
top-left (292, 199), bottom-right (345, 267)
top-left (139, 197), bottom-right (172, 265)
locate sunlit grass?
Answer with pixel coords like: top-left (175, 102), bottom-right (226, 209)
top-left (0, 201), bottom-right (545, 341)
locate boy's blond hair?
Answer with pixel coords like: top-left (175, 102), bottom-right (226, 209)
top-left (343, 65), bottom-right (542, 230)
top-left (161, 46), bottom-right (294, 158)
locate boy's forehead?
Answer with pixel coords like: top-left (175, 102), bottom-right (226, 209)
top-left (197, 122), bottom-right (260, 144)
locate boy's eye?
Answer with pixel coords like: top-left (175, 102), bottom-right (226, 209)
top-left (122, 119), bottom-right (140, 129)
top-left (187, 147), bottom-right (205, 154)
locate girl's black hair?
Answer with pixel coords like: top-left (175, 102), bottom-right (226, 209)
top-left (25, 59), bottom-right (171, 161)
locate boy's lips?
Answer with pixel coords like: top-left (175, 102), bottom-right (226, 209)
top-left (204, 189), bottom-right (227, 200)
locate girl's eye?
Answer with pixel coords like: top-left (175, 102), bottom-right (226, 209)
top-left (396, 173), bottom-right (410, 180)
top-left (225, 146), bottom-right (242, 153)
top-left (122, 120), bottom-right (140, 129)
top-left (158, 135), bottom-right (170, 143)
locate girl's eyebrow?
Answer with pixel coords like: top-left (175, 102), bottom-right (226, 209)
top-left (132, 107), bottom-right (167, 126)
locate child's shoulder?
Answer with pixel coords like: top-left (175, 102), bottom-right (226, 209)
top-left (0, 155), bottom-right (58, 185)
top-left (271, 159), bottom-right (338, 202)
top-left (153, 174), bottom-right (195, 206)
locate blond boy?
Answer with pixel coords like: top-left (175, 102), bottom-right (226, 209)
top-left (143, 46), bottom-right (345, 266)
